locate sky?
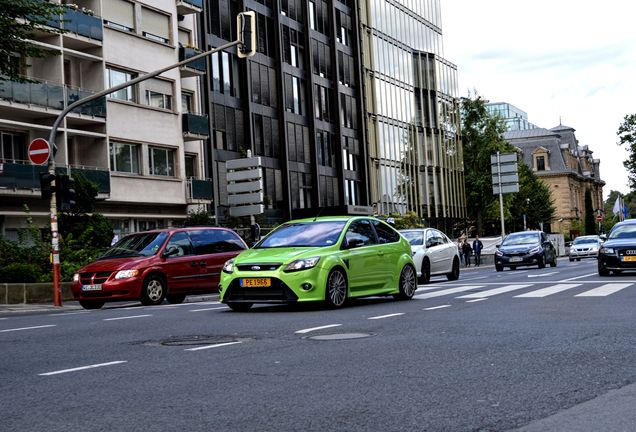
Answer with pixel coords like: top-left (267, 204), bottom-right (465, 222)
top-left (440, 0), bottom-right (635, 199)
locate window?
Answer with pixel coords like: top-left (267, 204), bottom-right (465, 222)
top-left (189, 229), bottom-right (246, 254)
top-left (345, 220), bottom-right (377, 246)
top-left (0, 131), bottom-right (26, 163)
top-left (105, 67), bottom-right (137, 102)
top-left (181, 92), bottom-right (193, 112)
top-left (144, 78), bottom-right (172, 109)
top-left (165, 232), bottom-right (193, 257)
top-left (280, 0), bottom-right (303, 22)
top-left (178, 28), bottom-right (191, 46)
top-left (345, 179), bottom-right (359, 205)
top-left (372, 220), bottom-right (400, 244)
top-left (314, 85), bottom-right (333, 122)
top-left (141, 7), bottom-right (170, 43)
top-left (110, 142), bottom-right (140, 174)
top-left (317, 130), bottom-right (334, 167)
top-left (185, 154), bottom-right (196, 178)
top-left (149, 146), bottom-right (175, 177)
top-left (282, 26), bottom-right (304, 68)
top-left (103, 0), bottom-right (135, 32)
top-left (285, 74), bottom-right (304, 115)
top-left (536, 155), bottom-right (546, 171)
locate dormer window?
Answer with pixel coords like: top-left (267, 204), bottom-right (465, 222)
top-left (532, 147), bottom-right (550, 171)
top-left (536, 155), bottom-right (545, 171)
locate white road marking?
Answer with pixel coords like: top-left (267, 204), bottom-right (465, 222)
top-left (368, 313), bottom-right (404, 320)
top-left (575, 283), bottom-right (632, 297)
top-left (414, 285), bottom-right (484, 299)
top-left (189, 307), bottom-right (228, 312)
top-left (562, 272), bottom-right (598, 281)
top-left (38, 361), bottom-right (127, 376)
top-left (0, 318), bottom-right (8, 320)
top-left (185, 341), bottom-right (242, 351)
top-left (423, 305), bottom-right (451, 310)
top-left (47, 311), bottom-right (90, 317)
top-left (515, 284), bottom-right (581, 298)
top-left (103, 314), bottom-right (152, 321)
top-left (461, 276), bottom-right (489, 281)
top-left (528, 272), bottom-right (559, 278)
top-left (457, 284), bottom-right (532, 299)
top-left (466, 298), bottom-right (488, 303)
top-left (0, 324), bottom-right (56, 333)
top-left (295, 324), bottom-right (342, 334)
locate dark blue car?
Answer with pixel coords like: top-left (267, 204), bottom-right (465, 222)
top-left (495, 231), bottom-right (557, 271)
top-left (598, 219), bottom-right (636, 276)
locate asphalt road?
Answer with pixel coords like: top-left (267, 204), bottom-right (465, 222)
top-left (2, 259), bottom-right (636, 431)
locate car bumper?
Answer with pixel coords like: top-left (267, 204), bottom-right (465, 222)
top-left (598, 254), bottom-right (636, 271)
top-left (71, 277), bottom-right (143, 301)
top-left (495, 253), bottom-right (543, 268)
top-left (570, 250), bottom-right (598, 259)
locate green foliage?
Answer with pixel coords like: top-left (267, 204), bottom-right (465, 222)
top-left (380, 211), bottom-right (425, 230)
top-left (603, 190), bottom-right (635, 232)
top-left (618, 114), bottom-right (636, 191)
top-left (584, 189), bottom-right (596, 235)
top-left (184, 208), bottom-right (215, 226)
top-left (0, 263), bottom-right (40, 283)
top-left (510, 163), bottom-right (555, 230)
top-left (0, 0), bottom-right (65, 81)
top-left (68, 171), bottom-right (99, 215)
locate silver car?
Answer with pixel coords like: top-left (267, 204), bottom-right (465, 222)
top-left (569, 235), bottom-right (602, 261)
top-left (400, 228), bottom-right (461, 284)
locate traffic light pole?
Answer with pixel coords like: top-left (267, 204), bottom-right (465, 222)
top-left (46, 38), bottom-right (241, 306)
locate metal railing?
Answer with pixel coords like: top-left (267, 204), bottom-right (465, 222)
top-left (182, 112), bottom-right (209, 136)
top-left (0, 161), bottom-right (110, 193)
top-left (186, 178), bottom-right (214, 200)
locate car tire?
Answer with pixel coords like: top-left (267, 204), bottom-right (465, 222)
top-left (569, 257), bottom-right (574, 262)
top-left (227, 302), bottom-right (253, 311)
top-left (325, 268), bottom-right (347, 308)
top-left (419, 258), bottom-right (431, 284)
top-left (598, 262), bottom-right (610, 276)
top-left (79, 300), bottom-right (104, 310)
top-left (550, 255), bottom-right (557, 267)
top-left (166, 294), bottom-right (186, 304)
top-left (495, 264), bottom-right (503, 272)
top-left (446, 257), bottom-right (460, 281)
top-left (394, 264), bottom-right (416, 300)
top-left (576, 258), bottom-right (581, 262)
top-left (538, 256), bottom-right (546, 269)
top-left (140, 275), bottom-right (166, 306)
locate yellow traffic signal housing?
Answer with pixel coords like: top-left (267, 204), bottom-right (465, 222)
top-left (237, 11), bottom-right (256, 58)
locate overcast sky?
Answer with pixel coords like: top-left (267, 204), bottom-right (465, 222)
top-left (440, 0), bottom-right (635, 199)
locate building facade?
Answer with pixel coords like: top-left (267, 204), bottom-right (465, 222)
top-left (485, 101), bottom-right (537, 131)
top-left (0, 0), bottom-right (212, 240)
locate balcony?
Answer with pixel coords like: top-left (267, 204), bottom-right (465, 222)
top-left (186, 178), bottom-right (213, 203)
top-left (179, 46), bottom-right (206, 77)
top-left (176, 0), bottom-right (203, 15)
top-left (182, 112), bottom-right (209, 140)
top-left (62, 8), bottom-right (103, 41)
top-left (0, 80), bottom-right (106, 118)
top-left (0, 162), bottom-right (110, 195)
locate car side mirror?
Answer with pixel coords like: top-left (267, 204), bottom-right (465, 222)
top-left (163, 245), bottom-right (179, 257)
top-left (346, 238), bottom-right (365, 249)
top-left (599, 234), bottom-right (607, 241)
top-left (495, 244), bottom-right (501, 248)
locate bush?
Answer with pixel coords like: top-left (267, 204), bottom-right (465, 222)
top-left (0, 263), bottom-right (41, 283)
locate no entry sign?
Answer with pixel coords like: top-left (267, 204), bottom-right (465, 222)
top-left (28, 138), bottom-right (51, 165)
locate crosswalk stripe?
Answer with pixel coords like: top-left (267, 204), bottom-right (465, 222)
top-left (457, 284), bottom-right (532, 299)
top-left (414, 286), bottom-right (483, 299)
top-left (514, 284), bottom-right (581, 298)
top-left (575, 283), bottom-right (632, 297)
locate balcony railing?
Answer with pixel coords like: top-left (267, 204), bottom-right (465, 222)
top-left (178, 46), bottom-right (206, 75)
top-left (182, 112), bottom-right (209, 138)
top-left (186, 178), bottom-right (213, 201)
top-left (62, 8), bottom-right (103, 41)
top-left (0, 162), bottom-right (110, 194)
top-left (0, 80), bottom-right (106, 117)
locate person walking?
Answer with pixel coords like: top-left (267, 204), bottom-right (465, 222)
top-left (461, 240), bottom-right (472, 267)
top-left (472, 235), bottom-right (484, 267)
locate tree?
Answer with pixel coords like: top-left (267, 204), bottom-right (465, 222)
top-left (0, 0), bottom-right (65, 81)
top-left (584, 189), bottom-right (596, 235)
top-left (618, 114), bottom-right (636, 190)
top-left (511, 163), bottom-right (555, 231)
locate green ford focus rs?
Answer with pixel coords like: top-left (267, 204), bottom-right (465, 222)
top-left (219, 216), bottom-right (417, 311)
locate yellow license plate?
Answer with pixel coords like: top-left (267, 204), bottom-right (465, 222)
top-left (240, 278), bottom-right (271, 287)
top-left (622, 256), bottom-right (636, 262)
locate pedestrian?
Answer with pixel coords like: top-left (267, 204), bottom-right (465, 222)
top-left (472, 234), bottom-right (484, 267)
top-left (461, 239), bottom-right (472, 267)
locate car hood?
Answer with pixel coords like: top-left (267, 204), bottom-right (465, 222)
top-left (498, 243), bottom-right (540, 253)
top-left (235, 247), bottom-right (328, 264)
top-left (78, 256), bottom-right (151, 273)
top-left (602, 238), bottom-right (636, 248)
top-left (571, 243), bottom-right (599, 250)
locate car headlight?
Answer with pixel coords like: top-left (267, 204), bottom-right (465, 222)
top-left (529, 246), bottom-right (542, 254)
top-left (600, 247), bottom-right (615, 255)
top-left (114, 269), bottom-right (139, 280)
top-left (222, 259), bottom-right (235, 274)
top-left (72, 273), bottom-right (79, 283)
top-left (495, 250), bottom-right (503, 257)
top-left (284, 256), bottom-right (321, 272)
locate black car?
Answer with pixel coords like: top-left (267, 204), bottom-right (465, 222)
top-left (598, 219), bottom-right (636, 276)
top-left (494, 231), bottom-right (557, 271)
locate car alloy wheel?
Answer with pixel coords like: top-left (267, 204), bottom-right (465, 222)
top-left (326, 268), bottom-right (347, 308)
top-left (141, 275), bottom-right (166, 306)
top-left (395, 264), bottom-right (416, 300)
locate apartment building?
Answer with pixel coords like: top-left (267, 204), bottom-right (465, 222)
top-left (0, 0), bottom-right (212, 240)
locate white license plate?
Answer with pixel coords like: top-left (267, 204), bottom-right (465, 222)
top-left (510, 257), bottom-right (523, 262)
top-left (82, 284), bottom-right (102, 291)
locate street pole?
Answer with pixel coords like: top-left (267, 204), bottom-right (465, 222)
top-left (497, 152), bottom-right (505, 239)
top-left (45, 39), bottom-right (240, 306)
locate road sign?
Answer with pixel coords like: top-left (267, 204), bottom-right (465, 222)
top-left (28, 138), bottom-right (51, 165)
top-left (596, 215), bottom-right (604, 222)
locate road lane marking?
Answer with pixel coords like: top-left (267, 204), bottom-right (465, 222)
top-left (185, 341), bottom-right (242, 351)
top-left (515, 284), bottom-right (581, 298)
top-left (575, 283), bottom-right (632, 297)
top-left (295, 324), bottom-right (342, 334)
top-left (562, 272), bottom-right (598, 281)
top-left (528, 272), bottom-right (559, 278)
top-left (190, 307), bottom-right (228, 312)
top-left (461, 276), bottom-right (489, 281)
top-left (414, 285), bottom-right (484, 299)
top-left (47, 311), bottom-right (90, 317)
top-left (368, 313), bottom-right (404, 320)
top-left (466, 298), bottom-right (488, 303)
top-left (103, 314), bottom-right (152, 321)
top-left (423, 305), bottom-right (451, 310)
top-left (38, 361), bottom-right (127, 376)
top-left (457, 284), bottom-right (532, 299)
top-left (0, 324), bottom-right (56, 333)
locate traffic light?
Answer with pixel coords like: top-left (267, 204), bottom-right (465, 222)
top-left (56, 174), bottom-right (77, 212)
top-left (39, 172), bottom-right (56, 200)
top-left (237, 11), bottom-right (256, 58)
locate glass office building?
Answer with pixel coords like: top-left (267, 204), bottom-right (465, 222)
top-left (486, 102), bottom-right (538, 131)
top-left (360, 0), bottom-right (465, 227)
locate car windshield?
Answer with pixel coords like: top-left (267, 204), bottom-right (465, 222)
top-left (99, 232), bottom-right (169, 259)
top-left (401, 231), bottom-right (424, 246)
top-left (256, 221), bottom-right (346, 248)
top-left (502, 232), bottom-right (540, 246)
top-left (608, 224), bottom-right (636, 240)
top-left (573, 237), bottom-right (598, 244)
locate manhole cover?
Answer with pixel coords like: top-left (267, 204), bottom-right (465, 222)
top-left (308, 332), bottom-right (373, 341)
top-left (138, 335), bottom-right (245, 347)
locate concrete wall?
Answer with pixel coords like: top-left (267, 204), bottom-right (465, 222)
top-left (0, 283), bottom-right (73, 304)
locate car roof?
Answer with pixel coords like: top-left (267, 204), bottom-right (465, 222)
top-left (287, 216), bottom-right (375, 223)
top-left (124, 226), bottom-right (234, 236)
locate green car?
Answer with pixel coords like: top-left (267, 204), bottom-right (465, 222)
top-left (219, 216), bottom-right (417, 311)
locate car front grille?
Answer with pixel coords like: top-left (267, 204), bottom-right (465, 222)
top-left (236, 263), bottom-right (282, 272)
top-left (79, 271), bottom-right (113, 285)
top-left (224, 278), bottom-right (298, 303)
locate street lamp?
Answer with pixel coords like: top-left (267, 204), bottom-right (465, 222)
top-left (523, 198), bottom-right (530, 230)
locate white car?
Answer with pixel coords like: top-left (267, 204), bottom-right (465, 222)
top-left (569, 235), bottom-right (602, 261)
top-left (400, 228), bottom-right (461, 284)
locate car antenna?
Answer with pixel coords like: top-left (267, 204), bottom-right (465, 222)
top-left (313, 207), bottom-right (325, 222)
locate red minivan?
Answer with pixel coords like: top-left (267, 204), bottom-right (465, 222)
top-left (71, 227), bottom-right (248, 309)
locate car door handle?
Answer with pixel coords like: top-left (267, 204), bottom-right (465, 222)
top-left (377, 251), bottom-right (385, 256)
top-left (199, 261), bottom-right (207, 267)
